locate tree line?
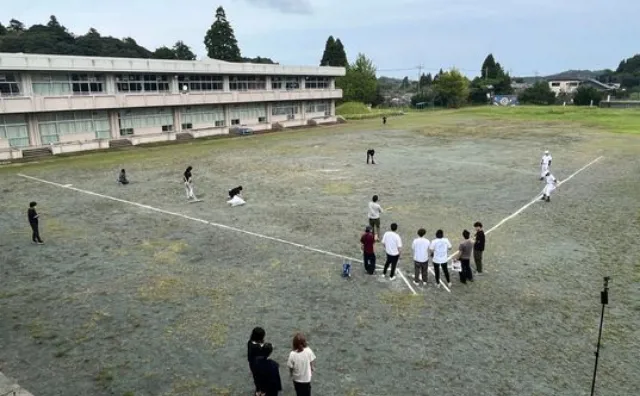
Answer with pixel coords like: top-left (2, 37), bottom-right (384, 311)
top-left (0, 8), bottom-right (274, 64)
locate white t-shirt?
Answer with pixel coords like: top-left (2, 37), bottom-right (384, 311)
top-left (412, 237), bottom-right (430, 263)
top-left (368, 202), bottom-right (383, 219)
top-left (430, 237), bottom-right (452, 264)
top-left (545, 173), bottom-right (556, 185)
top-left (541, 154), bottom-right (552, 166)
top-left (287, 347), bottom-right (316, 383)
top-left (381, 231), bottom-right (402, 256)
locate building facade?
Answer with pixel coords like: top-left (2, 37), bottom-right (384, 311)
top-left (547, 78), bottom-right (615, 96)
top-left (0, 53), bottom-right (345, 159)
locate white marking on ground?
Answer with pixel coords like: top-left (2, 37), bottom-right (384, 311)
top-left (317, 169), bottom-right (341, 172)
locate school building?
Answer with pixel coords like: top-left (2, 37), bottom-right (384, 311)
top-left (0, 53), bottom-right (345, 160)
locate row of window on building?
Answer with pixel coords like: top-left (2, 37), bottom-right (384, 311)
top-left (0, 101), bottom-right (331, 146)
top-left (0, 73), bottom-right (332, 96)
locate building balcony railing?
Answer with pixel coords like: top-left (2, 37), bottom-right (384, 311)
top-left (0, 89), bottom-right (342, 114)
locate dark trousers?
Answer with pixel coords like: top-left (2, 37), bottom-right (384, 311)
top-left (383, 254), bottom-right (399, 277)
top-left (459, 259), bottom-right (473, 283)
top-left (293, 381), bottom-right (311, 396)
top-left (30, 222), bottom-right (42, 243)
top-left (434, 263), bottom-right (450, 285)
top-left (368, 218), bottom-right (380, 237)
top-left (414, 261), bottom-right (428, 283)
top-left (363, 252), bottom-right (376, 274)
top-left (474, 249), bottom-right (484, 273)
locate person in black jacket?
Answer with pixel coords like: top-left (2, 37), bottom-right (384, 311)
top-left (366, 149), bottom-right (376, 164)
top-left (28, 201), bottom-right (44, 244)
top-left (473, 221), bottom-right (485, 273)
top-left (248, 327), bottom-right (266, 395)
top-left (254, 343), bottom-right (282, 396)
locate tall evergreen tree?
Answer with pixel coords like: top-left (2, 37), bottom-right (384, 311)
top-left (204, 6), bottom-right (242, 62)
top-left (173, 41), bottom-right (196, 60)
top-left (333, 38), bottom-right (348, 67)
top-left (481, 54), bottom-right (498, 79)
top-left (320, 36), bottom-right (336, 66)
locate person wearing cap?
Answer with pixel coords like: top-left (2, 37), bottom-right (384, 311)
top-left (540, 150), bottom-right (552, 180)
top-left (541, 171), bottom-right (557, 202)
top-left (360, 226), bottom-right (376, 275)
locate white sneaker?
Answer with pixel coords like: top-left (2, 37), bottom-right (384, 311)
top-left (436, 282), bottom-right (441, 288)
top-left (447, 282), bottom-right (452, 288)
top-left (413, 281), bottom-right (420, 286)
top-left (390, 276), bottom-right (396, 281)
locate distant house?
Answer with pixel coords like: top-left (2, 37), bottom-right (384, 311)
top-left (547, 78), bottom-right (616, 96)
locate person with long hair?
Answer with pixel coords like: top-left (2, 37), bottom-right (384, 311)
top-left (287, 333), bottom-right (316, 396)
top-left (248, 327), bottom-right (266, 395)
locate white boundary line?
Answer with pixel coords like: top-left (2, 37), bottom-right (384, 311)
top-left (17, 173), bottom-right (417, 295)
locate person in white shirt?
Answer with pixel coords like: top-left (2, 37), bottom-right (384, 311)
top-left (287, 333), bottom-right (316, 396)
top-left (541, 171), bottom-right (557, 202)
top-left (381, 223), bottom-right (402, 280)
top-left (430, 229), bottom-right (452, 288)
top-left (412, 228), bottom-right (430, 286)
top-left (183, 166), bottom-right (196, 200)
top-left (540, 150), bottom-right (552, 180)
top-left (367, 195), bottom-right (384, 241)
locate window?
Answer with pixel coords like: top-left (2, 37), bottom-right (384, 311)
top-left (0, 114), bottom-right (29, 147)
top-left (178, 75), bottom-right (223, 91)
top-left (32, 73), bottom-right (105, 96)
top-left (305, 101), bottom-right (330, 114)
top-left (120, 128), bottom-right (134, 136)
top-left (181, 106), bottom-right (224, 128)
top-left (182, 123), bottom-right (193, 130)
top-left (258, 116), bottom-right (267, 123)
top-left (272, 102), bottom-right (299, 116)
top-left (550, 82), bottom-right (560, 87)
top-left (271, 76), bottom-right (300, 90)
top-left (304, 76), bottom-right (329, 89)
top-left (215, 120), bottom-right (225, 127)
top-left (568, 82), bottom-right (579, 87)
top-left (116, 74), bottom-right (169, 93)
top-left (231, 119), bottom-right (240, 125)
top-left (118, 108), bottom-right (173, 133)
top-left (229, 104), bottom-right (266, 122)
top-left (162, 125), bottom-right (173, 132)
top-left (0, 73), bottom-right (21, 96)
top-left (38, 111), bottom-right (111, 143)
top-left (229, 75), bottom-right (266, 91)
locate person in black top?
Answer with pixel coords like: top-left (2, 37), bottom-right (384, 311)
top-left (248, 327), bottom-right (266, 395)
top-left (183, 166), bottom-right (196, 200)
top-left (382, 116), bottom-right (387, 125)
top-left (473, 221), bottom-right (485, 273)
top-left (254, 343), bottom-right (282, 396)
top-left (228, 186), bottom-right (243, 198)
top-left (118, 169), bottom-right (129, 185)
top-left (28, 201), bottom-right (44, 244)
top-left (366, 149), bottom-right (376, 165)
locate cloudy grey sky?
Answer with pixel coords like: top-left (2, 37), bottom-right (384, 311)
top-left (3, 0), bottom-right (639, 77)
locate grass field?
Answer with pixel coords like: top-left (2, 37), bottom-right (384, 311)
top-left (1, 107), bottom-right (639, 396)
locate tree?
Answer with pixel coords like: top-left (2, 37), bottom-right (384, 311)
top-left (242, 56), bottom-right (276, 64)
top-left (339, 53), bottom-right (378, 104)
top-left (518, 81), bottom-right (556, 105)
top-left (173, 41), bottom-right (196, 60)
top-left (573, 85), bottom-right (603, 106)
top-left (333, 39), bottom-right (348, 67)
top-left (320, 36), bottom-right (335, 66)
top-left (152, 46), bottom-right (177, 59)
top-left (204, 6), bottom-right (242, 62)
top-left (481, 54), bottom-right (498, 79)
top-left (433, 68), bottom-right (469, 108)
top-left (401, 76), bottom-right (410, 89)
top-left (0, 23), bottom-right (7, 36)
top-left (8, 19), bottom-right (25, 32)
top-left (419, 73), bottom-right (432, 87)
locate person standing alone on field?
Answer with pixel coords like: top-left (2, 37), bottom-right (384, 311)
top-left (28, 201), bottom-right (44, 245)
top-left (540, 150), bottom-right (552, 180)
top-left (430, 229), bottom-right (452, 288)
top-left (367, 195), bottom-right (383, 240)
top-left (360, 226), bottom-right (376, 275)
top-left (381, 223), bottom-right (402, 280)
top-left (183, 166), bottom-right (196, 200)
top-left (473, 222), bottom-right (485, 274)
top-left (412, 228), bottom-right (430, 286)
top-left (287, 333), bottom-right (316, 396)
top-left (118, 169), bottom-right (129, 185)
top-left (366, 149), bottom-right (376, 164)
top-left (456, 230), bottom-right (474, 284)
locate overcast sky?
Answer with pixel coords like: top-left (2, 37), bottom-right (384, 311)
top-left (3, 0), bottom-right (640, 77)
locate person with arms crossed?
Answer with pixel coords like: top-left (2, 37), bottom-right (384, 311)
top-left (541, 171), bottom-right (557, 202)
top-left (367, 195), bottom-right (383, 241)
top-left (412, 228), bottom-right (430, 286)
top-left (287, 333), bottom-right (316, 396)
top-left (27, 201), bottom-right (44, 245)
top-left (381, 223), bottom-right (402, 281)
top-left (473, 221), bottom-right (486, 274)
top-left (540, 150), bottom-right (552, 180)
top-left (360, 226), bottom-right (376, 275)
top-left (430, 229), bottom-right (452, 288)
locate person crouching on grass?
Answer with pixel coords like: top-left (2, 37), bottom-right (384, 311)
top-left (430, 229), bottom-right (452, 288)
top-left (287, 333), bottom-right (316, 396)
top-left (27, 201), bottom-right (44, 245)
top-left (118, 169), bottom-right (129, 185)
top-left (360, 226), bottom-right (376, 275)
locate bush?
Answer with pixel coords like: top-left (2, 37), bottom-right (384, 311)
top-left (573, 86), bottom-right (603, 106)
top-left (518, 82), bottom-right (556, 105)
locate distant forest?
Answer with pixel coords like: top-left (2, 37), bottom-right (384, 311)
top-left (0, 15), bottom-right (275, 64)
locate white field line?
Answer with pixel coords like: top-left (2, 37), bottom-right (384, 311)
top-left (18, 173), bottom-right (417, 295)
top-left (445, 156), bottom-right (604, 263)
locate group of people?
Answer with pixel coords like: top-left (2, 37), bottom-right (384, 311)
top-left (540, 150), bottom-right (557, 202)
top-left (248, 327), bottom-right (316, 396)
top-left (360, 204), bottom-right (486, 288)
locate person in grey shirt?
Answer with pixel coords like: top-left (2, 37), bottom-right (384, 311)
top-left (456, 230), bottom-right (474, 284)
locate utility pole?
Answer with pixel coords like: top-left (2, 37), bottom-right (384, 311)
top-left (417, 64), bottom-right (423, 93)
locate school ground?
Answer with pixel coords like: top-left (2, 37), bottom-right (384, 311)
top-left (0, 108), bottom-right (639, 396)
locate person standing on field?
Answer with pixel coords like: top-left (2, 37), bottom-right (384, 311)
top-left (367, 195), bottom-right (383, 241)
top-left (254, 343), bottom-right (282, 396)
top-left (366, 149), bottom-right (376, 164)
top-left (183, 166), bottom-right (196, 200)
top-left (456, 230), bottom-right (474, 284)
top-left (430, 229), bottom-right (452, 288)
top-left (27, 201), bottom-right (44, 245)
top-left (540, 150), bottom-right (552, 180)
top-left (412, 228), bottom-right (430, 286)
top-left (287, 333), bottom-right (316, 396)
top-left (360, 226), bottom-right (376, 275)
top-left (541, 171), bottom-right (557, 202)
top-left (473, 222), bottom-right (485, 274)
top-left (248, 327), bottom-right (266, 396)
top-left (381, 223), bottom-right (402, 281)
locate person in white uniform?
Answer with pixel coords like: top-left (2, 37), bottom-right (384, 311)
top-left (541, 171), bottom-right (557, 202)
top-left (227, 185), bottom-right (246, 207)
top-left (540, 150), bottom-right (552, 180)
